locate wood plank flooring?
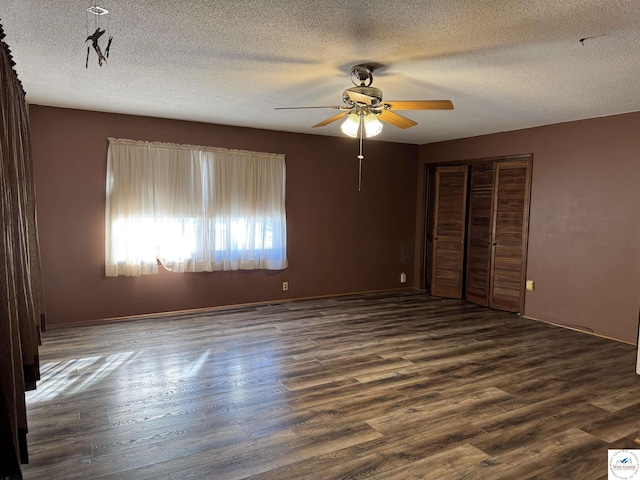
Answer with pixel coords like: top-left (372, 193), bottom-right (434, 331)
top-left (21, 290), bottom-right (640, 479)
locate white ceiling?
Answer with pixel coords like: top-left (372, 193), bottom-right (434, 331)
top-left (2, 1), bottom-right (640, 144)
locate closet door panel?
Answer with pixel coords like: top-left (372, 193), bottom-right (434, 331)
top-left (431, 166), bottom-right (468, 298)
top-left (489, 161), bottom-right (531, 312)
top-left (465, 165), bottom-right (495, 306)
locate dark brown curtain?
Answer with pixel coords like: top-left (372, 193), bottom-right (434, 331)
top-left (0, 20), bottom-right (46, 478)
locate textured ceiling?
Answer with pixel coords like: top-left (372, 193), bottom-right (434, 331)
top-left (2, 1), bottom-right (640, 144)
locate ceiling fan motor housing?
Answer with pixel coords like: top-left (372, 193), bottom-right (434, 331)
top-left (343, 86), bottom-right (383, 106)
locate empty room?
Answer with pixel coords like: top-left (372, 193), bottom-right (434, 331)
top-left (2, 1), bottom-right (640, 479)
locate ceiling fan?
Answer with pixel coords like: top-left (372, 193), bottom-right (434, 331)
top-left (276, 64), bottom-right (454, 137)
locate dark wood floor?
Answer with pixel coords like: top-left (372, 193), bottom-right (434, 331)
top-left (22, 291), bottom-right (640, 479)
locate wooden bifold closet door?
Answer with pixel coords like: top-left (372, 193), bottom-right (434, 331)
top-left (465, 162), bottom-right (495, 307)
top-left (466, 159), bottom-right (531, 313)
top-left (430, 166), bottom-right (468, 299)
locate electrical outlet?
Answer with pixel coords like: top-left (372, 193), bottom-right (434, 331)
top-left (400, 272), bottom-right (407, 284)
top-left (282, 281), bottom-right (289, 291)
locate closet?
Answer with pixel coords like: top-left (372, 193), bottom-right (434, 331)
top-left (424, 155), bottom-right (531, 314)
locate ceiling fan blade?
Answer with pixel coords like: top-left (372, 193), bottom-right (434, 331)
top-left (346, 90), bottom-right (373, 105)
top-left (274, 106), bottom-right (343, 110)
top-left (383, 100), bottom-right (454, 110)
top-left (378, 110), bottom-right (418, 129)
top-left (312, 112), bottom-right (347, 128)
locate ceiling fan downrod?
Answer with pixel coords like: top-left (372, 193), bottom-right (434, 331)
top-left (350, 65), bottom-right (374, 87)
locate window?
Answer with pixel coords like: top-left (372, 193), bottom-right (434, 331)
top-left (105, 138), bottom-right (287, 276)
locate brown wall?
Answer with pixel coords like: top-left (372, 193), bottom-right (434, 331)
top-left (416, 112), bottom-right (640, 344)
top-left (30, 105), bottom-right (418, 325)
top-left (29, 105), bottom-right (640, 344)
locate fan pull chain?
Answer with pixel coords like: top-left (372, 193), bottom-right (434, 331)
top-left (357, 116), bottom-right (364, 191)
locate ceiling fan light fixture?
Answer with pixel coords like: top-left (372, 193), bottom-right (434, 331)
top-left (363, 113), bottom-right (383, 138)
top-left (341, 113), bottom-right (360, 138)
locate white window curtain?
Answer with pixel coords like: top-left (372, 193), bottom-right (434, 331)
top-left (105, 138), bottom-right (287, 276)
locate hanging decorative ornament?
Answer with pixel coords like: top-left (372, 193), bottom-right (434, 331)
top-left (85, 3), bottom-right (113, 68)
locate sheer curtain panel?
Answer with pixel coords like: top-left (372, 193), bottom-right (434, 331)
top-left (105, 138), bottom-right (287, 276)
